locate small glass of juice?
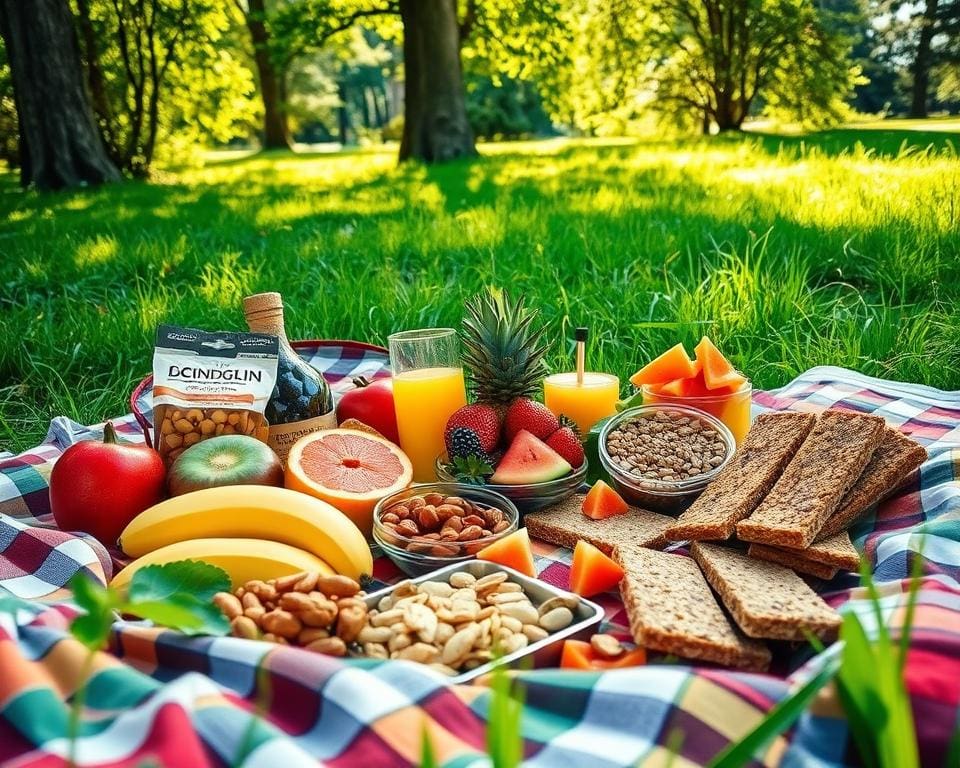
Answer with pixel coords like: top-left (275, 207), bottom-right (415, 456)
top-left (544, 372), bottom-right (620, 435)
top-left (641, 381), bottom-right (753, 445)
top-left (388, 328), bottom-right (468, 482)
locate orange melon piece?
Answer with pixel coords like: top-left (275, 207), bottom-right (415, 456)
top-left (581, 480), bottom-right (629, 520)
top-left (285, 428), bottom-right (413, 538)
top-left (629, 343), bottom-right (697, 387)
top-left (569, 540), bottom-right (625, 597)
top-left (476, 528), bottom-right (536, 577)
top-left (694, 336), bottom-right (747, 391)
top-left (560, 640), bottom-right (647, 670)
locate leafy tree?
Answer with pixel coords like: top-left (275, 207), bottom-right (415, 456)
top-left (0, 35), bottom-right (16, 166)
top-left (73, 0), bottom-right (254, 175)
top-left (0, 0), bottom-right (120, 189)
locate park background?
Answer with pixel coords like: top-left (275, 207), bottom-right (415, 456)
top-left (0, 0), bottom-right (958, 454)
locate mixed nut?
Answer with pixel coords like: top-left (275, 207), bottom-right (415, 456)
top-left (216, 571), bottom-right (367, 655)
top-left (155, 405), bottom-right (265, 465)
top-left (217, 569), bottom-right (582, 675)
top-left (605, 409), bottom-right (728, 483)
top-left (378, 491), bottom-right (513, 557)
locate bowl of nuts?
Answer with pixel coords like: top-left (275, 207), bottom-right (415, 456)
top-left (372, 484), bottom-right (520, 576)
top-left (599, 404), bottom-right (736, 513)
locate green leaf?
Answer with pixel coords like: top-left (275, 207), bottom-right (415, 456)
top-left (420, 722), bottom-right (438, 768)
top-left (69, 612), bottom-right (111, 650)
top-left (70, 572), bottom-right (112, 614)
top-left (486, 660), bottom-right (524, 768)
top-left (127, 560), bottom-right (230, 604)
top-left (122, 594), bottom-right (230, 637)
top-left (67, 573), bottom-right (117, 651)
top-left (708, 658), bottom-right (838, 768)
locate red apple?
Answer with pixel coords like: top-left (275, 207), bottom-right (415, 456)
top-left (50, 422), bottom-right (166, 548)
top-left (336, 376), bottom-right (400, 444)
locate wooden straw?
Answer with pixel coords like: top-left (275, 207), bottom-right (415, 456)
top-left (575, 327), bottom-right (587, 386)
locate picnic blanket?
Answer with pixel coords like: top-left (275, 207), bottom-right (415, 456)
top-left (1, 349), bottom-right (959, 768)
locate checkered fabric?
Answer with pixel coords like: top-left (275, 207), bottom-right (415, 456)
top-left (1, 353), bottom-right (958, 767)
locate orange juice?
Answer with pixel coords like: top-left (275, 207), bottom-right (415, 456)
top-left (392, 366), bottom-right (467, 481)
top-left (544, 372), bottom-right (620, 435)
top-left (642, 382), bottom-right (753, 444)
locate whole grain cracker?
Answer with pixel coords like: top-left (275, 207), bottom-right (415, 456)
top-left (736, 411), bottom-right (885, 549)
top-left (817, 428), bottom-right (926, 540)
top-left (614, 542), bottom-right (770, 670)
top-left (781, 531), bottom-right (860, 572)
top-left (665, 413), bottom-right (816, 542)
top-left (691, 542), bottom-right (841, 641)
top-left (746, 544), bottom-right (839, 580)
top-left (525, 494), bottom-right (673, 555)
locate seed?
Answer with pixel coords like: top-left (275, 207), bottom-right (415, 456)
top-left (522, 624), bottom-right (549, 642)
top-left (449, 571), bottom-right (476, 588)
top-left (590, 634), bottom-right (624, 658)
top-left (538, 606), bottom-right (574, 632)
top-left (475, 572), bottom-right (508, 590)
top-left (497, 601), bottom-right (539, 625)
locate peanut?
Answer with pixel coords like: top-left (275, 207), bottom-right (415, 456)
top-left (261, 610), bottom-right (302, 639)
top-left (214, 592), bottom-right (243, 620)
top-left (231, 615), bottom-right (259, 639)
top-left (316, 574), bottom-right (360, 597)
top-left (306, 636), bottom-right (347, 657)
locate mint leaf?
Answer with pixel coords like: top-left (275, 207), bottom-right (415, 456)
top-left (126, 595), bottom-right (230, 636)
top-left (127, 560), bottom-right (230, 604)
top-left (70, 572), bottom-right (112, 614)
top-left (67, 573), bottom-right (117, 650)
top-left (70, 612), bottom-right (110, 649)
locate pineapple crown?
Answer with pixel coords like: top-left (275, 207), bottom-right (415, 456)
top-left (461, 287), bottom-right (551, 406)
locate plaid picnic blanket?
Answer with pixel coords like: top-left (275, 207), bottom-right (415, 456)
top-left (1, 349), bottom-right (958, 768)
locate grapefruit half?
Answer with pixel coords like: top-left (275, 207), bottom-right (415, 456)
top-left (285, 428), bottom-right (413, 537)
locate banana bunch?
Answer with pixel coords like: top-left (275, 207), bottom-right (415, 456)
top-left (113, 486), bottom-right (373, 590)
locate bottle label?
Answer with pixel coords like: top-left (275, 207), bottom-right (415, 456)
top-left (269, 412), bottom-right (338, 463)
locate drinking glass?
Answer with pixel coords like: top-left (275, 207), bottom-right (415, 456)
top-left (389, 328), bottom-right (467, 481)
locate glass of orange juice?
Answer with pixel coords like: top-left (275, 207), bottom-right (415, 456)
top-left (544, 372), bottom-right (620, 435)
top-left (641, 381), bottom-right (753, 444)
top-left (389, 328), bottom-right (468, 481)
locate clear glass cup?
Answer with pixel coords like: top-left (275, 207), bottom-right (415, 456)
top-left (388, 328), bottom-right (468, 482)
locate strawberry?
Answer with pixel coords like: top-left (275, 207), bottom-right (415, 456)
top-left (444, 404), bottom-right (501, 453)
top-left (546, 426), bottom-right (585, 468)
top-left (503, 398), bottom-right (560, 442)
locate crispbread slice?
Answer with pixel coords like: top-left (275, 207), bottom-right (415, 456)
top-left (817, 428), bottom-right (926, 540)
top-left (782, 531), bottom-right (860, 572)
top-left (665, 412), bottom-right (816, 542)
top-left (691, 542), bottom-right (841, 641)
top-left (746, 544), bottom-right (839, 580)
top-left (615, 543), bottom-right (771, 670)
top-left (736, 411), bottom-right (886, 549)
top-left (525, 494), bottom-right (674, 555)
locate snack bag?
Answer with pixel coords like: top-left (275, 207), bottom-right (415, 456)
top-left (152, 325), bottom-right (279, 466)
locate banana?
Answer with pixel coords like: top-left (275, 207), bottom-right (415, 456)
top-left (110, 537), bottom-right (335, 593)
top-left (119, 485), bottom-right (373, 581)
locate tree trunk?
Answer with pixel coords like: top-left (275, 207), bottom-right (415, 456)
top-left (0, 0), bottom-right (120, 189)
top-left (398, 0), bottom-right (476, 163)
top-left (244, 0), bottom-right (291, 150)
top-left (75, 0), bottom-right (119, 164)
top-left (909, 0), bottom-right (939, 118)
top-left (337, 81), bottom-right (351, 145)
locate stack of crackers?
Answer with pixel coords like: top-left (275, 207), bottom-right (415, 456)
top-left (526, 409), bottom-right (926, 671)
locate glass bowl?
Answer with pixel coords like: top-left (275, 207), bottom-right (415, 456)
top-left (372, 483), bottom-right (519, 576)
top-left (641, 380), bottom-right (752, 445)
top-left (599, 405), bottom-right (735, 514)
top-left (434, 455), bottom-right (588, 513)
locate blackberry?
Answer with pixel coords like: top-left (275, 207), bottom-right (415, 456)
top-left (446, 427), bottom-right (490, 462)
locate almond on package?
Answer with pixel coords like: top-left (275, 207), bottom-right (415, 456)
top-left (151, 325), bottom-right (280, 466)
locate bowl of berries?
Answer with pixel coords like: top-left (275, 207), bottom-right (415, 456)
top-left (435, 399), bottom-right (588, 514)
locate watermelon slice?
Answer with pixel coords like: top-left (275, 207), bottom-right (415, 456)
top-left (582, 480), bottom-right (629, 520)
top-left (629, 343), bottom-right (697, 387)
top-left (694, 336), bottom-right (747, 391)
top-left (569, 540), bottom-right (625, 597)
top-left (490, 430), bottom-right (572, 484)
top-left (475, 528), bottom-right (536, 577)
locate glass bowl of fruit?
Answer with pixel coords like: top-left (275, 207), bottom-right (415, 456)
top-left (435, 399), bottom-right (589, 513)
top-left (372, 483), bottom-right (519, 576)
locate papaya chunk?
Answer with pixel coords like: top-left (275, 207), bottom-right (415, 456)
top-left (582, 480), bottom-right (629, 520)
top-left (476, 527), bottom-right (536, 577)
top-left (694, 336), bottom-right (747, 391)
top-left (569, 540), bottom-right (625, 596)
top-left (629, 343), bottom-right (697, 387)
top-left (560, 639), bottom-right (647, 670)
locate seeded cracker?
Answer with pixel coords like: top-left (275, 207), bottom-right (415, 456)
top-left (525, 494), bottom-right (674, 554)
top-left (736, 411), bottom-right (885, 549)
top-left (817, 427), bottom-right (927, 540)
top-left (665, 413), bottom-right (816, 541)
top-left (777, 530), bottom-right (860, 571)
top-left (690, 543), bottom-right (841, 641)
top-left (746, 545), bottom-right (839, 580)
top-left (615, 543), bottom-right (771, 670)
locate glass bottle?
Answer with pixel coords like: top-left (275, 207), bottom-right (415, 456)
top-left (243, 292), bottom-right (335, 462)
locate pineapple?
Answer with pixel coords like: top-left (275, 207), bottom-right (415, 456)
top-left (461, 288), bottom-right (551, 410)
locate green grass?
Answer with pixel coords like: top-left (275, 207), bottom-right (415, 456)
top-left (1, 131), bottom-right (959, 453)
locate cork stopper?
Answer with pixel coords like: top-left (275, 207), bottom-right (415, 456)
top-left (243, 292), bottom-right (286, 335)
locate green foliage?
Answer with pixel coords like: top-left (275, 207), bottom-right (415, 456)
top-left (465, 74), bottom-right (554, 140)
top-left (0, 36), bottom-right (15, 167)
top-left (486, 662), bottom-right (525, 768)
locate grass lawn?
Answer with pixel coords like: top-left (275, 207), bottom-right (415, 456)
top-left (1, 130), bottom-right (958, 454)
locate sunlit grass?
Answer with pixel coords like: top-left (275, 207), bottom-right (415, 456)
top-left (0, 131), bottom-right (958, 452)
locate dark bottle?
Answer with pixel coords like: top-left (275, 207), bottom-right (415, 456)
top-left (243, 292), bottom-right (335, 462)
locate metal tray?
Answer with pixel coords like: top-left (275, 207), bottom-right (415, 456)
top-left (362, 560), bottom-right (604, 684)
